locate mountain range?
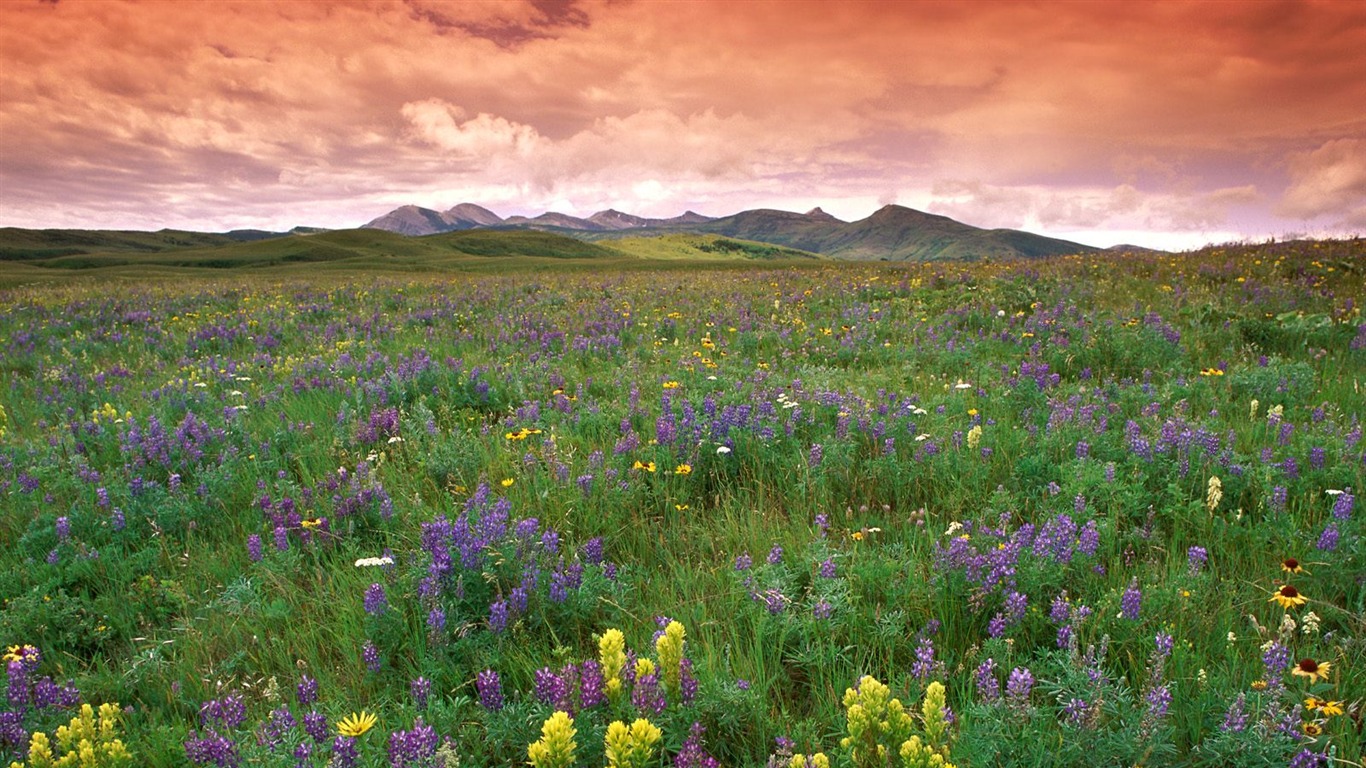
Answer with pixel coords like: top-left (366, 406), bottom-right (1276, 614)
top-left (363, 203), bottom-right (1097, 260)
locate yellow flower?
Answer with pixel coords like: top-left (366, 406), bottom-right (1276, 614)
top-left (662, 381), bottom-right (680, 389)
top-left (1301, 722), bottom-right (1323, 737)
top-left (500, 478), bottom-right (515, 487)
top-left (1270, 584), bottom-right (1307, 609)
top-left (1280, 558), bottom-right (1307, 575)
top-left (336, 711), bottom-right (377, 738)
top-left (673, 464), bottom-right (692, 475)
top-left (300, 517), bottom-right (322, 530)
top-left (1320, 700), bottom-right (1344, 717)
top-left (1250, 680), bottom-right (1268, 691)
top-left (1292, 658), bottom-right (1332, 683)
top-left (631, 460), bottom-right (656, 473)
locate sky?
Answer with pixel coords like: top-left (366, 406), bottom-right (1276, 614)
top-left (3, 0), bottom-right (1365, 250)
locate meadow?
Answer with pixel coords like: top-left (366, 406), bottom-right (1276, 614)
top-left (0, 239), bottom-right (1362, 767)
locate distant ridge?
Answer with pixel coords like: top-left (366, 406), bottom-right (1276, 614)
top-left (361, 202), bottom-right (1094, 260)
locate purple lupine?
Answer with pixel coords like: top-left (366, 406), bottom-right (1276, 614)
top-left (330, 736), bottom-right (358, 768)
top-left (427, 606), bottom-right (446, 635)
top-left (767, 544), bottom-right (783, 565)
top-left (410, 677), bottom-right (431, 709)
top-left (911, 636), bottom-right (941, 681)
top-left (674, 722), bottom-right (721, 768)
top-left (680, 658), bottom-right (698, 704)
top-left (818, 558), bottom-right (837, 578)
top-left (1290, 749), bottom-right (1328, 768)
top-left (184, 730), bottom-right (240, 767)
top-left (581, 536), bottom-right (605, 565)
top-left (55, 516), bottom-right (70, 541)
top-left (387, 718), bottom-right (438, 768)
top-left (363, 583), bottom-right (387, 615)
top-left (976, 658), bottom-right (1001, 703)
top-left (246, 534), bottom-right (263, 562)
top-left (200, 694), bottom-right (247, 730)
top-left (1317, 523), bottom-right (1339, 552)
top-left (814, 513), bottom-right (829, 538)
top-left (258, 707), bottom-right (295, 752)
top-left (579, 660), bottom-right (606, 709)
top-left (476, 669), bottom-right (504, 711)
top-left (1332, 488), bottom-right (1354, 520)
top-left (1186, 546), bottom-right (1207, 574)
top-left (488, 600), bottom-right (509, 633)
top-left (813, 600), bottom-right (834, 619)
top-left (362, 642), bottom-right (381, 674)
top-left (303, 711), bottom-right (329, 743)
top-left (533, 667), bottom-right (564, 708)
top-left (1220, 693), bottom-right (1247, 732)
top-left (297, 674), bottom-right (318, 706)
top-left (1062, 698), bottom-right (1089, 725)
top-left (734, 553), bottom-right (752, 571)
top-left (1005, 667), bottom-right (1033, 707)
top-left (111, 507), bottom-right (125, 531)
top-left (1120, 580), bottom-right (1142, 621)
top-left (632, 670), bottom-right (666, 715)
top-left (1145, 684), bottom-right (1172, 719)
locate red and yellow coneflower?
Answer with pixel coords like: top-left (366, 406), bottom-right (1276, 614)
top-left (1270, 584), bottom-right (1308, 609)
top-left (1291, 658), bottom-right (1332, 684)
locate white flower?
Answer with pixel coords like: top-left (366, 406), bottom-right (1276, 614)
top-left (716, 445), bottom-right (731, 454)
top-left (944, 521), bottom-right (963, 537)
top-left (229, 390), bottom-right (244, 397)
top-left (954, 382), bottom-right (973, 390)
top-left (387, 436), bottom-right (404, 444)
top-left (354, 556), bottom-right (394, 568)
top-left (1325, 489), bottom-right (1344, 496)
top-left (911, 406), bottom-right (928, 416)
top-left (915, 434), bottom-right (931, 441)
top-left (193, 382), bottom-right (208, 388)
top-left (997, 310), bottom-right (1006, 318)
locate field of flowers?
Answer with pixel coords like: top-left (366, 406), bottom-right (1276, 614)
top-left (1, 240), bottom-right (1363, 767)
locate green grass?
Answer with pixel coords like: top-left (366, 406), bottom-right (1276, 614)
top-left (0, 239), bottom-right (1362, 767)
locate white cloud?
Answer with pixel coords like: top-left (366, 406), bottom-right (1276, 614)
top-left (1277, 139), bottom-right (1366, 223)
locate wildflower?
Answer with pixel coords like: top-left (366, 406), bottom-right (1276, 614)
top-left (1301, 722), bottom-right (1323, 737)
top-left (632, 460), bottom-right (656, 473)
top-left (655, 621), bottom-right (686, 701)
top-left (476, 669), bottom-right (504, 711)
top-left (1320, 700), bottom-right (1344, 716)
top-left (500, 478), bottom-right (515, 487)
top-left (600, 629), bottom-right (627, 701)
top-left (1206, 476), bottom-right (1222, 512)
top-left (362, 583), bottom-right (387, 615)
top-left (336, 711), bottom-right (376, 738)
top-left (662, 381), bottom-right (680, 389)
top-left (1270, 584), bottom-right (1308, 609)
top-left (1120, 580), bottom-right (1142, 621)
top-left (603, 718), bottom-right (661, 768)
top-left (966, 424), bottom-right (982, 449)
top-left (673, 463), bottom-right (692, 475)
top-left (1291, 658), bottom-right (1331, 683)
top-left (715, 445), bottom-right (730, 454)
top-left (300, 517), bottom-right (322, 529)
top-left (526, 711), bottom-right (578, 768)
top-left (354, 556), bottom-right (394, 567)
top-left (1300, 611), bottom-right (1321, 637)
top-left (1281, 558), bottom-right (1307, 574)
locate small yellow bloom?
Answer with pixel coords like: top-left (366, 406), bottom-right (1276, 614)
top-left (1280, 558), bottom-right (1307, 575)
top-left (1320, 700), bottom-right (1344, 717)
top-left (336, 711), bottom-right (377, 738)
top-left (662, 381), bottom-right (680, 389)
top-left (1301, 722), bottom-right (1323, 737)
top-left (300, 517), bottom-right (322, 530)
top-left (1250, 680), bottom-right (1268, 691)
top-left (501, 478), bottom-right (515, 487)
top-left (673, 464), bottom-right (692, 475)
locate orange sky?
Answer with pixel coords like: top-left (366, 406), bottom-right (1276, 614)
top-left (2, 0), bottom-right (1364, 248)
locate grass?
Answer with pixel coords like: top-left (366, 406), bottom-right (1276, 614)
top-left (0, 238), bottom-right (1362, 767)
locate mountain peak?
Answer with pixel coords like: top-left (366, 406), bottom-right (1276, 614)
top-left (804, 207), bottom-right (843, 223)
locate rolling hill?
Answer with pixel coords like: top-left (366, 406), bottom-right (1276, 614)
top-left (363, 202), bottom-right (1097, 260)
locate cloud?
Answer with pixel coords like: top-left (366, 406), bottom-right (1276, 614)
top-left (1277, 139), bottom-right (1366, 224)
top-left (1, 0), bottom-right (1364, 248)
